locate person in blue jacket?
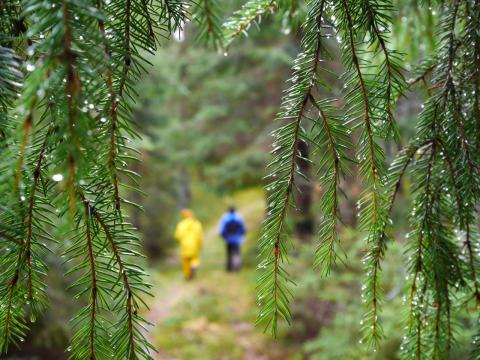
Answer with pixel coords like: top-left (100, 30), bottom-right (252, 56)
top-left (219, 206), bottom-right (246, 272)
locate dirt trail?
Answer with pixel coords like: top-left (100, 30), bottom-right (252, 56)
top-left (144, 191), bottom-right (287, 360)
top-left (146, 225), bottom-right (222, 329)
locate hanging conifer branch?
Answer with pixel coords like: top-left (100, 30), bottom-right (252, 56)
top-left (0, 48), bottom-right (49, 352)
top-left (225, 0), bottom-right (480, 356)
top-left (471, 1), bottom-right (480, 153)
top-left (109, 0), bottom-right (133, 215)
top-left (93, 208), bottom-right (140, 358)
top-left (84, 202), bottom-right (98, 358)
top-left (437, 138), bottom-right (480, 301)
top-left (1, 232), bottom-right (27, 352)
top-left (193, 0), bottom-right (224, 49)
top-left (61, 0), bottom-right (81, 212)
top-left (1, 0), bottom-right (480, 357)
top-left (404, 134), bottom-right (437, 358)
top-left (14, 109), bottom-right (33, 192)
top-left (256, 0), bottom-right (330, 336)
top-left (97, 0), bottom-right (122, 212)
top-left (338, 0), bottom-right (381, 224)
top-left (104, 0), bottom-right (160, 216)
top-left (1, 275), bottom-right (25, 352)
top-left (66, 195), bottom-right (109, 359)
top-left (0, 99), bottom-right (53, 352)
top-left (24, 128), bottom-right (49, 302)
top-left (0, 51), bottom-right (23, 308)
top-left (119, 0), bottom-right (132, 97)
top-left (223, 0), bottom-right (277, 47)
top-left (0, 0), bottom-right (188, 355)
top-left (335, 0), bottom-right (390, 346)
top-left (398, 1), bottom-right (478, 350)
top-left (310, 96), bottom-right (352, 276)
top-left (159, 0), bottom-right (189, 37)
top-left (359, 0), bottom-right (405, 138)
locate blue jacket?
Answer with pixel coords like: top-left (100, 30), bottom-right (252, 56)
top-left (219, 212), bottom-right (246, 245)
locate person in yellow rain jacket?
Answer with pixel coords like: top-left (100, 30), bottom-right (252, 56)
top-left (174, 209), bottom-right (204, 280)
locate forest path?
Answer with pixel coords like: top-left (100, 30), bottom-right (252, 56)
top-left (144, 189), bottom-right (288, 360)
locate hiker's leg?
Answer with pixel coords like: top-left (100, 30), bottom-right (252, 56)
top-left (226, 244), bottom-right (230, 271)
top-left (182, 257), bottom-right (192, 279)
top-left (233, 244), bottom-right (241, 271)
top-left (226, 244), bottom-right (233, 272)
top-left (190, 256), bottom-right (200, 279)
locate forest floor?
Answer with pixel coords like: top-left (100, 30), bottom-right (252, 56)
top-left (144, 189), bottom-right (295, 360)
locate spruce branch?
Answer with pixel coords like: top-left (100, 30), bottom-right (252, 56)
top-left (0, 124), bottom-right (52, 351)
top-left (84, 201), bottom-right (98, 359)
top-left (14, 109), bottom-right (33, 192)
top-left (97, 0), bottom-right (121, 212)
top-left (471, 0), bottom-right (480, 153)
top-left (0, 237), bottom-right (27, 352)
top-left (399, 1), bottom-right (479, 344)
top-left (159, 0), bottom-right (189, 37)
top-left (67, 196), bottom-right (108, 359)
top-left (238, 0), bottom-right (480, 355)
top-left (61, 0), bottom-right (81, 212)
top-left (437, 139), bottom-right (480, 301)
top-left (24, 126), bottom-right (51, 302)
top-left (339, 0), bottom-right (381, 220)
top-left (223, 0), bottom-right (277, 48)
top-left (0, 0), bottom-right (168, 355)
top-left (0, 97), bottom-right (54, 352)
top-left (336, 0), bottom-right (390, 346)
top-left (91, 197), bottom-right (154, 359)
top-left (0, 277), bottom-right (26, 353)
top-left (257, 1), bottom-right (334, 336)
top-left (192, 0), bottom-right (224, 49)
top-left (360, 0), bottom-right (405, 139)
top-left (403, 139), bottom-right (437, 359)
top-left (309, 96), bottom-right (352, 276)
top-left (257, 0), bottom-right (330, 336)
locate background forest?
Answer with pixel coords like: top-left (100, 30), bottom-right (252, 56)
top-left (2, 0), bottom-right (480, 359)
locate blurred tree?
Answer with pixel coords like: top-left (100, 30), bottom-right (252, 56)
top-left (132, 15), bottom-right (293, 257)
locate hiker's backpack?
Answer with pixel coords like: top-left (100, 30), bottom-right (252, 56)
top-left (224, 218), bottom-right (243, 237)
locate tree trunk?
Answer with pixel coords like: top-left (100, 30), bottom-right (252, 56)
top-left (178, 167), bottom-right (191, 209)
top-left (294, 139), bottom-right (314, 240)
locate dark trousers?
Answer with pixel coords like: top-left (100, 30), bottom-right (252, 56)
top-left (226, 243), bottom-right (241, 272)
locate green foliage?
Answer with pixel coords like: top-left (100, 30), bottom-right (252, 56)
top-left (0, 0), bottom-right (189, 358)
top-left (223, 0), bottom-right (278, 48)
top-left (398, 2), bottom-right (480, 357)
top-left (256, 0), bottom-right (345, 336)
top-left (245, 0), bottom-right (480, 357)
top-left (1, 0), bottom-right (480, 358)
top-left (192, 0), bottom-right (224, 49)
top-left (254, 0), bottom-right (405, 341)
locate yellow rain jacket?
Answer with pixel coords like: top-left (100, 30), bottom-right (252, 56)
top-left (174, 213), bottom-right (204, 259)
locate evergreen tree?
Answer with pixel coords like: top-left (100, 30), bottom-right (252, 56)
top-left (0, 0), bottom-right (189, 358)
top-left (1, 0), bottom-right (480, 358)
top-left (235, 0), bottom-right (480, 358)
